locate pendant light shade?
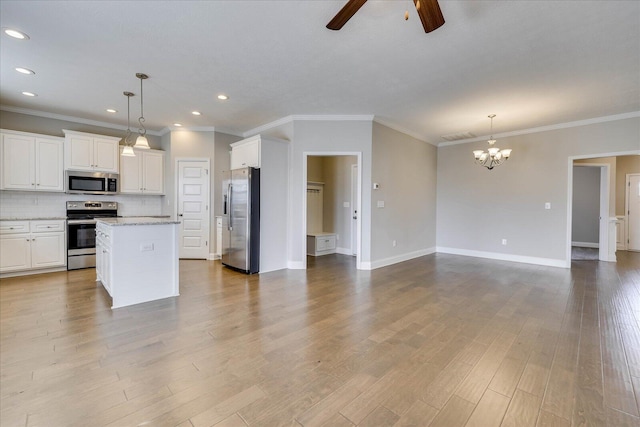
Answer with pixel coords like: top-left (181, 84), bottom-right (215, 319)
top-left (121, 91), bottom-right (136, 157)
top-left (121, 145), bottom-right (135, 157)
top-left (135, 134), bottom-right (150, 149)
top-left (134, 73), bottom-right (151, 149)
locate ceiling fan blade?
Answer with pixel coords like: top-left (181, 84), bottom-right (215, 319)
top-left (413, 0), bottom-right (445, 33)
top-left (327, 0), bottom-right (368, 30)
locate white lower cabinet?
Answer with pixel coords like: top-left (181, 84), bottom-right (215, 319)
top-left (0, 220), bottom-right (66, 274)
top-left (306, 232), bottom-right (337, 256)
top-left (96, 223), bottom-right (113, 295)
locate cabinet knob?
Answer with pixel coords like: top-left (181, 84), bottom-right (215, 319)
top-left (26, 239), bottom-right (30, 241)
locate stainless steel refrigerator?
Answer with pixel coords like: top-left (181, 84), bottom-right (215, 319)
top-left (222, 167), bottom-right (260, 274)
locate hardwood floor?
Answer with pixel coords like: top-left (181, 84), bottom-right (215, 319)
top-left (1, 251), bottom-right (639, 427)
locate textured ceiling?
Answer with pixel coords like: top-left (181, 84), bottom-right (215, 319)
top-left (0, 1), bottom-right (638, 143)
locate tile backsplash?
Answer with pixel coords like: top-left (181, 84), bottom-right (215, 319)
top-left (0, 191), bottom-right (163, 218)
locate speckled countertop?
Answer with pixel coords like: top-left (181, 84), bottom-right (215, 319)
top-left (0, 217), bottom-right (67, 221)
top-left (97, 217), bottom-right (180, 227)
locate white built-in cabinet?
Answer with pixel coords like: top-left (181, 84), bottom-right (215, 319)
top-left (228, 134), bottom-right (290, 273)
top-left (63, 130), bottom-right (120, 173)
top-left (0, 220), bottom-right (66, 274)
top-left (119, 148), bottom-right (165, 194)
top-left (230, 136), bottom-right (261, 169)
top-left (0, 130), bottom-right (64, 192)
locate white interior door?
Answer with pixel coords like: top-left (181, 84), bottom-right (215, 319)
top-left (177, 160), bottom-right (210, 259)
top-left (628, 174), bottom-right (640, 251)
top-left (351, 164), bottom-right (358, 256)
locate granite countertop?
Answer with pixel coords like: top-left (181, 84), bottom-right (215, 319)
top-left (0, 217), bottom-right (67, 221)
top-left (97, 217), bottom-right (180, 227)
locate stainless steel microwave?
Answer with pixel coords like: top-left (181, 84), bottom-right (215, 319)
top-left (65, 171), bottom-right (119, 195)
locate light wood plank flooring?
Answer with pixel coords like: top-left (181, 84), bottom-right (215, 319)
top-left (1, 251), bottom-right (639, 426)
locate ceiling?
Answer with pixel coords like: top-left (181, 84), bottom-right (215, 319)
top-left (1, 1), bottom-right (638, 144)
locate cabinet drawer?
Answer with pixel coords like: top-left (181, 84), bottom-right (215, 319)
top-left (0, 221), bottom-right (30, 235)
top-left (31, 220), bottom-right (65, 233)
top-left (316, 235), bottom-right (336, 251)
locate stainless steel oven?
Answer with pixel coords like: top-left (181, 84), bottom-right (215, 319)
top-left (66, 201), bottom-right (117, 270)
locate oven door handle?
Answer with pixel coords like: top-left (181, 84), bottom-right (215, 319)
top-left (67, 219), bottom-right (98, 225)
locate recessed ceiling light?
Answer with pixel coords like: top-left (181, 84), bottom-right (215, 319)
top-left (21, 91), bottom-right (37, 97)
top-left (191, 111), bottom-right (201, 116)
top-left (217, 94), bottom-right (228, 100)
top-left (4, 28), bottom-right (29, 40)
top-left (173, 123), bottom-right (183, 127)
top-left (15, 67), bottom-right (35, 75)
top-left (106, 109), bottom-right (117, 113)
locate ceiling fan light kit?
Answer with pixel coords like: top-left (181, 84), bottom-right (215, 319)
top-left (473, 115), bottom-right (512, 171)
top-left (327, 0), bottom-right (444, 33)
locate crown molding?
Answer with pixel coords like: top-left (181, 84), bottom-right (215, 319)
top-left (372, 117), bottom-right (433, 145)
top-left (242, 114), bottom-right (376, 138)
top-left (437, 111), bottom-right (640, 147)
top-left (243, 116), bottom-right (294, 138)
top-left (0, 104), bottom-right (165, 136)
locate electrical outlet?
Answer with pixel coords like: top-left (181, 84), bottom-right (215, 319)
top-left (343, 202), bottom-right (350, 208)
top-left (392, 240), bottom-right (397, 247)
top-left (502, 239), bottom-right (507, 245)
top-left (377, 201), bottom-right (385, 208)
top-left (545, 202), bottom-right (551, 209)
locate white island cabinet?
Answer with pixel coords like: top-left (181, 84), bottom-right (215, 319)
top-left (96, 217), bottom-right (180, 309)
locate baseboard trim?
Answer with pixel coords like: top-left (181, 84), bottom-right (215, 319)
top-left (571, 241), bottom-right (599, 249)
top-left (0, 266), bottom-right (67, 279)
top-left (209, 253), bottom-right (221, 260)
top-left (436, 247), bottom-right (568, 268)
top-left (361, 247), bottom-right (436, 270)
top-left (288, 261), bottom-right (305, 269)
top-left (336, 247), bottom-right (353, 255)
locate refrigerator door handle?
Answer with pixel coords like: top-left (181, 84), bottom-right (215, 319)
top-left (228, 183), bottom-right (233, 231)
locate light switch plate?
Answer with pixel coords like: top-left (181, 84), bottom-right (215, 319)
top-left (545, 202), bottom-right (551, 210)
top-left (343, 202), bottom-right (350, 208)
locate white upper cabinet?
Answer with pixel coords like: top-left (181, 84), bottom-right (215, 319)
top-left (1, 130), bottom-right (64, 192)
top-left (64, 130), bottom-right (119, 173)
top-left (119, 147), bottom-right (164, 195)
top-left (230, 136), bottom-right (261, 169)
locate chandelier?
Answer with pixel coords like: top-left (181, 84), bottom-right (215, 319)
top-left (134, 73), bottom-right (150, 149)
top-left (121, 91), bottom-right (135, 157)
top-left (473, 114), bottom-right (512, 170)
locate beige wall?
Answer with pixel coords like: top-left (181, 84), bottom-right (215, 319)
top-left (616, 155), bottom-right (640, 215)
top-left (437, 117), bottom-right (640, 263)
top-left (371, 122), bottom-right (437, 262)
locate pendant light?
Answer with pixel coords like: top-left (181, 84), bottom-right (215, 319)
top-left (472, 114), bottom-right (512, 170)
top-left (121, 91), bottom-right (136, 157)
top-left (134, 72), bottom-right (150, 149)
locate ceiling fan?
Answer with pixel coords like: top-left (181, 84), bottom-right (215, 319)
top-left (327, 0), bottom-right (445, 33)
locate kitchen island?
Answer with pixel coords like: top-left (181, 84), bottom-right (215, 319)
top-left (96, 217), bottom-right (180, 309)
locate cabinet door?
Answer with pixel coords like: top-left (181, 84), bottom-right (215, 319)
top-left (30, 233), bottom-right (65, 268)
top-left (94, 138), bottom-right (119, 173)
top-left (119, 150), bottom-right (142, 193)
top-left (231, 139), bottom-right (260, 169)
top-left (1, 133), bottom-right (35, 190)
top-left (0, 234), bottom-right (31, 272)
top-left (142, 151), bottom-right (164, 194)
top-left (67, 135), bottom-right (94, 170)
top-left (102, 246), bottom-right (112, 295)
top-left (35, 138), bottom-right (64, 192)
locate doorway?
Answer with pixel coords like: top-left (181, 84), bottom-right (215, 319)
top-left (176, 159), bottom-right (210, 259)
top-left (571, 165), bottom-right (606, 260)
top-left (628, 173), bottom-right (640, 251)
top-left (303, 152), bottom-right (361, 269)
